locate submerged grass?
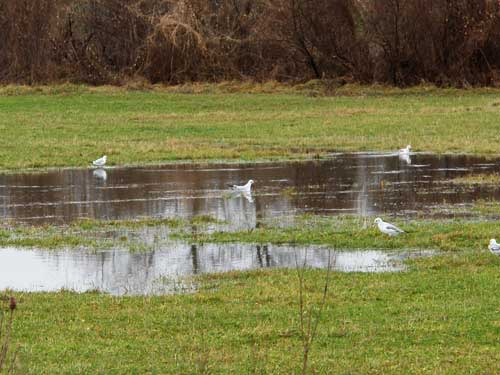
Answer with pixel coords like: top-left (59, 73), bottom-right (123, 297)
top-left (180, 215), bottom-right (499, 252)
top-left (7, 252), bottom-right (500, 374)
top-left (1, 84), bottom-right (500, 170)
top-left (431, 199), bottom-right (500, 219)
top-left (450, 173), bottom-right (500, 185)
top-left (1, 214), bottom-right (499, 252)
top-left (0, 216), bottom-right (220, 250)
top-left (472, 199), bottom-right (500, 217)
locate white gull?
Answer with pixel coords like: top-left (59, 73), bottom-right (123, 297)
top-left (374, 217), bottom-right (405, 237)
top-left (92, 155), bottom-right (107, 167)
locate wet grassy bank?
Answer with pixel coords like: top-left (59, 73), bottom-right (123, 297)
top-left (3, 206), bottom-right (500, 252)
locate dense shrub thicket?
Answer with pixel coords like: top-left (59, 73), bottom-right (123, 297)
top-left (1, 0), bottom-right (500, 86)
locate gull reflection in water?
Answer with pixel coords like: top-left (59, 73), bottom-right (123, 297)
top-left (398, 153), bottom-right (411, 165)
top-left (240, 191), bottom-right (254, 203)
top-left (93, 168), bottom-right (107, 181)
top-left (228, 189), bottom-right (254, 203)
top-left (224, 190), bottom-right (256, 230)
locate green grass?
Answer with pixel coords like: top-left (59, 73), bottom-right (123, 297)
top-left (0, 214), bottom-right (495, 252)
top-left (5, 252), bottom-right (500, 374)
top-left (183, 215), bottom-right (499, 252)
top-left (1, 84), bottom-right (500, 170)
top-left (1, 214), bottom-right (499, 252)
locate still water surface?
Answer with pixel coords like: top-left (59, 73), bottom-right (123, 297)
top-left (0, 243), bottom-right (424, 295)
top-left (1, 153), bottom-right (500, 227)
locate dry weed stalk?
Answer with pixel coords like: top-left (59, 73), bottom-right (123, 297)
top-left (0, 296), bottom-right (18, 375)
top-left (295, 249), bottom-right (333, 375)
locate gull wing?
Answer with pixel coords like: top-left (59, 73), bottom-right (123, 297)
top-left (386, 223), bottom-right (405, 233)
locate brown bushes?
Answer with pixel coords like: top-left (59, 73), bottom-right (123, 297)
top-left (362, 0), bottom-right (500, 85)
top-left (1, 0), bottom-right (500, 86)
top-left (0, 0), bottom-right (63, 83)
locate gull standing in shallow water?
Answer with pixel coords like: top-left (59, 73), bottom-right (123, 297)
top-left (230, 179), bottom-right (254, 193)
top-left (374, 218), bottom-right (405, 236)
top-left (488, 239), bottom-right (500, 256)
top-left (92, 155), bottom-right (107, 167)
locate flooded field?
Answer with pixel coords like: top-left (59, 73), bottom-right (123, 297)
top-left (0, 243), bottom-right (429, 295)
top-left (0, 153), bottom-right (496, 295)
top-left (1, 153), bottom-right (500, 226)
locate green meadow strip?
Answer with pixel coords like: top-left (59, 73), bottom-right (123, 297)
top-left (1, 85), bottom-right (500, 171)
